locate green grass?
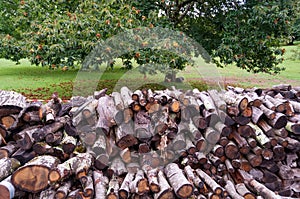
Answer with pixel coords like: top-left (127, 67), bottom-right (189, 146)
top-left (0, 45), bottom-right (299, 99)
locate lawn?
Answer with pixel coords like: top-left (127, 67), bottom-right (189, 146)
top-left (0, 45), bottom-right (299, 100)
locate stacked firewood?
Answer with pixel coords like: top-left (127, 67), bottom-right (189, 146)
top-left (0, 84), bottom-right (300, 199)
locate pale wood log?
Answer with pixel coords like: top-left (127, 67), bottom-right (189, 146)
top-left (0, 157), bottom-right (20, 181)
top-left (196, 169), bottom-right (223, 195)
top-left (165, 163), bottom-right (193, 198)
top-left (107, 176), bottom-right (120, 199)
top-left (207, 89), bottom-right (226, 111)
top-left (120, 86), bottom-right (134, 107)
top-left (265, 95), bottom-right (286, 112)
top-left (12, 155), bottom-right (59, 193)
top-left (93, 170), bottom-right (109, 199)
top-left (82, 173), bottom-right (94, 198)
top-left (247, 137), bottom-right (257, 148)
top-left (130, 169), bottom-right (150, 195)
top-left (235, 183), bottom-right (255, 199)
top-left (141, 165), bottom-right (159, 193)
top-left (14, 125), bottom-right (42, 150)
top-left (96, 95), bottom-right (117, 134)
top-left (134, 110), bottom-right (152, 142)
top-left (66, 189), bottom-right (80, 199)
top-left (262, 148), bottom-right (273, 160)
top-left (39, 187), bottom-right (56, 199)
top-left (251, 106), bottom-right (263, 124)
top-left (214, 121), bottom-right (232, 137)
top-left (204, 127), bottom-right (220, 144)
top-left (94, 88), bottom-right (108, 99)
top-left (153, 170), bottom-right (174, 199)
top-left (208, 153), bottom-right (221, 167)
top-left (289, 100), bottom-right (300, 113)
top-left (248, 122), bottom-right (270, 147)
top-left (108, 157), bottom-right (127, 177)
top-left (224, 159), bottom-right (234, 173)
top-left (246, 152), bottom-right (262, 167)
top-left (61, 132), bottom-right (77, 154)
top-left (119, 172), bottom-right (135, 199)
top-left (197, 91), bottom-right (216, 112)
top-left (55, 181), bottom-right (71, 199)
top-left (224, 180), bottom-right (244, 199)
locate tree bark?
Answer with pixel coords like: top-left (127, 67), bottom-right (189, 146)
top-left (0, 157), bottom-right (20, 181)
top-left (93, 170), bottom-right (109, 199)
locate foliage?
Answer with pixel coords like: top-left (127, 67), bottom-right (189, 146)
top-left (0, 0), bottom-right (299, 75)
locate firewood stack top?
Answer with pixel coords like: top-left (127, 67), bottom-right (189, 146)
top-left (0, 83), bottom-right (300, 199)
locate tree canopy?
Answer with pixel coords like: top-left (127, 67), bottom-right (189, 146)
top-left (0, 0), bottom-right (299, 74)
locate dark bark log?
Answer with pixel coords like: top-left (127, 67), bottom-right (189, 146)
top-left (11, 148), bottom-right (36, 165)
top-left (225, 141), bottom-right (239, 160)
top-left (259, 104), bottom-right (276, 120)
top-left (229, 130), bottom-right (250, 155)
top-left (267, 113), bottom-right (287, 129)
top-left (204, 127), bottom-right (220, 144)
top-left (115, 122), bottom-right (138, 149)
top-left (0, 141), bottom-right (18, 159)
top-left (32, 116), bottom-right (69, 142)
top-left (214, 121), bottom-right (232, 137)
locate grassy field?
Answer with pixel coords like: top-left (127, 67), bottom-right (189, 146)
top-left (0, 45), bottom-right (299, 100)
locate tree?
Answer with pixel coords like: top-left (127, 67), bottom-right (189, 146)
top-left (0, 0), bottom-right (298, 75)
top-left (153, 0), bottom-right (298, 74)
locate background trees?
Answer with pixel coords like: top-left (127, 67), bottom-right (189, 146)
top-left (0, 0), bottom-right (299, 75)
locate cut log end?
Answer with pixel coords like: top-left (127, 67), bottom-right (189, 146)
top-left (12, 165), bottom-right (50, 193)
top-left (177, 184), bottom-right (193, 198)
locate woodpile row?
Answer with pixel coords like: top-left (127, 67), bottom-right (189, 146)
top-left (0, 84), bottom-right (300, 199)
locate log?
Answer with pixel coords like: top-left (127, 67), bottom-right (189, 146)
top-left (130, 169), bottom-right (150, 195)
top-left (107, 176), bottom-right (119, 199)
top-left (235, 183), bottom-right (255, 199)
top-left (0, 176), bottom-right (16, 199)
top-left (108, 157), bottom-right (127, 177)
top-left (12, 155), bottom-right (59, 193)
top-left (32, 115), bottom-right (70, 142)
top-left (143, 165), bottom-right (160, 193)
top-left (204, 127), bottom-right (220, 144)
top-left (239, 170), bottom-right (281, 199)
top-left (285, 121), bottom-right (300, 135)
top-left (11, 148), bottom-right (36, 165)
top-left (214, 121), bottom-right (232, 137)
top-left (248, 122), bottom-right (270, 147)
top-left (207, 89), bottom-right (226, 111)
top-left (14, 125), bottom-right (41, 150)
top-left (120, 86), bottom-right (134, 107)
top-left (224, 179), bottom-right (244, 199)
top-left (61, 133), bottom-right (77, 154)
top-left (154, 170), bottom-right (174, 199)
top-left (259, 104), bottom-right (276, 120)
top-left (96, 95), bottom-right (117, 134)
top-left (267, 112), bottom-right (287, 129)
top-left (0, 158), bottom-right (20, 181)
top-left (82, 173), bottom-right (94, 198)
top-left (55, 181), bottom-right (71, 199)
top-left (115, 122), bottom-right (138, 149)
top-left (119, 172), bottom-right (135, 199)
top-left (229, 130), bottom-right (250, 155)
top-left (93, 170), bottom-right (109, 199)
top-left (0, 141), bottom-right (18, 159)
top-left (196, 169), bottom-right (223, 195)
top-left (164, 163), bottom-right (193, 198)
top-left (225, 141), bottom-right (239, 160)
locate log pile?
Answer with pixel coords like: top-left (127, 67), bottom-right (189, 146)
top-left (0, 84), bottom-right (300, 198)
